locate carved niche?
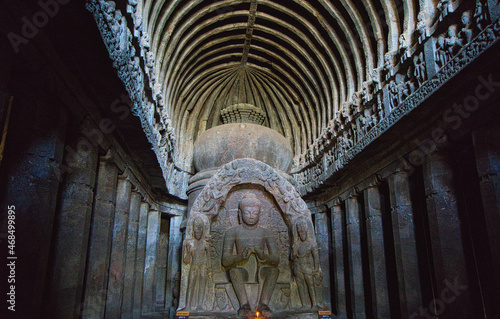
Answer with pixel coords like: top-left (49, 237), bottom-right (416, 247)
top-left (178, 158), bottom-right (324, 317)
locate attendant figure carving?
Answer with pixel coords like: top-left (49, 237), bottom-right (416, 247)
top-left (474, 0), bottom-right (487, 30)
top-left (383, 53), bottom-right (394, 78)
top-left (183, 216), bottom-right (210, 311)
top-left (417, 9), bottom-right (431, 37)
top-left (291, 217), bottom-right (322, 310)
top-left (435, 35), bottom-right (449, 68)
top-left (444, 25), bottom-right (460, 56)
top-left (459, 11), bottom-right (473, 45)
top-left (388, 80), bottom-right (399, 109)
top-left (413, 52), bottom-right (427, 85)
top-left (222, 193), bottom-right (280, 318)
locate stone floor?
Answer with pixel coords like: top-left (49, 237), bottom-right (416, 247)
top-left (174, 311), bottom-right (321, 319)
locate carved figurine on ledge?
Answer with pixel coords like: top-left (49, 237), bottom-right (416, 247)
top-left (183, 215), bottom-right (210, 311)
top-left (416, 9), bottom-right (431, 38)
top-left (459, 11), bottom-right (473, 46)
top-left (437, 0), bottom-right (451, 19)
top-left (383, 53), bottom-right (394, 78)
top-left (445, 25), bottom-right (461, 55)
top-left (435, 34), bottom-right (448, 68)
top-left (413, 52), bottom-right (427, 86)
top-left (474, 0), bottom-right (487, 30)
top-left (222, 193), bottom-right (280, 318)
top-left (291, 217), bottom-right (322, 310)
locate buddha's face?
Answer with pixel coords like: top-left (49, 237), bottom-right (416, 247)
top-left (240, 204), bottom-right (261, 226)
top-left (193, 219), bottom-right (204, 240)
top-left (297, 221), bottom-right (308, 241)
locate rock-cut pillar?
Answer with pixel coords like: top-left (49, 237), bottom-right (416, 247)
top-left (363, 176), bottom-right (390, 318)
top-left (345, 188), bottom-right (366, 318)
top-left (105, 176), bottom-right (132, 319)
top-left (142, 210), bottom-right (161, 314)
top-left (329, 199), bottom-right (347, 318)
top-left (82, 156), bottom-right (119, 319)
top-left (132, 202), bottom-right (150, 318)
top-left (45, 135), bottom-right (98, 318)
top-left (314, 211), bottom-right (331, 308)
top-left (422, 150), bottom-right (470, 318)
top-left (387, 169), bottom-right (422, 318)
top-left (473, 125), bottom-right (500, 317)
top-left (122, 191), bottom-right (142, 318)
top-left (165, 216), bottom-right (184, 312)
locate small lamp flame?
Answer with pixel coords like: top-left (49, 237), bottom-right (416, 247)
top-left (256, 311), bottom-right (260, 318)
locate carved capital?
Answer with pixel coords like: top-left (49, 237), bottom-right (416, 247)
top-left (365, 174), bottom-right (381, 189)
top-left (100, 149), bottom-right (116, 163)
top-left (327, 197), bottom-right (342, 210)
top-left (117, 174), bottom-right (128, 181)
top-left (345, 187), bottom-right (359, 199)
top-left (392, 157), bottom-right (414, 175)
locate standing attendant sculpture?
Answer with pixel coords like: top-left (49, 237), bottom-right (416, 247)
top-left (222, 193), bottom-right (280, 318)
top-left (182, 216), bottom-right (210, 311)
top-left (291, 217), bottom-right (322, 310)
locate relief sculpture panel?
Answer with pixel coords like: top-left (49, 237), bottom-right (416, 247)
top-left (178, 158), bottom-right (324, 318)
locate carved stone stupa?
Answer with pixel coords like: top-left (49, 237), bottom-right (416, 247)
top-left (179, 104), bottom-right (324, 318)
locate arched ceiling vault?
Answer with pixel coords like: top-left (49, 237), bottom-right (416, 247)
top-left (89, 0), bottom-right (495, 198)
top-left (138, 0), bottom-right (411, 170)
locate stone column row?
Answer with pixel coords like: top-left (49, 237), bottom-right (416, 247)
top-left (327, 148), bottom-right (478, 318)
top-left (73, 152), bottom-right (184, 319)
top-left (43, 133), bottom-right (164, 319)
top-left (45, 135), bottom-right (99, 318)
top-left (20, 120), bottom-right (184, 319)
top-left (327, 168), bottom-right (423, 319)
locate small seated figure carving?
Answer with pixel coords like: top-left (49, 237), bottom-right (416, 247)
top-left (183, 216), bottom-right (210, 311)
top-left (291, 217), bottom-right (322, 310)
top-left (222, 193), bottom-right (280, 318)
top-left (444, 25), bottom-right (460, 57)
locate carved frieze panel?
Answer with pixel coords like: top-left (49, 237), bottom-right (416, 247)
top-left (295, 18), bottom-right (500, 194)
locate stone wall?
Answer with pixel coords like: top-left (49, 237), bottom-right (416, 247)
top-left (306, 100), bottom-right (500, 318)
top-left (0, 22), bottom-right (187, 318)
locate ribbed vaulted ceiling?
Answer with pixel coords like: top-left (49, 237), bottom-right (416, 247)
top-left (141, 0), bottom-right (417, 170)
